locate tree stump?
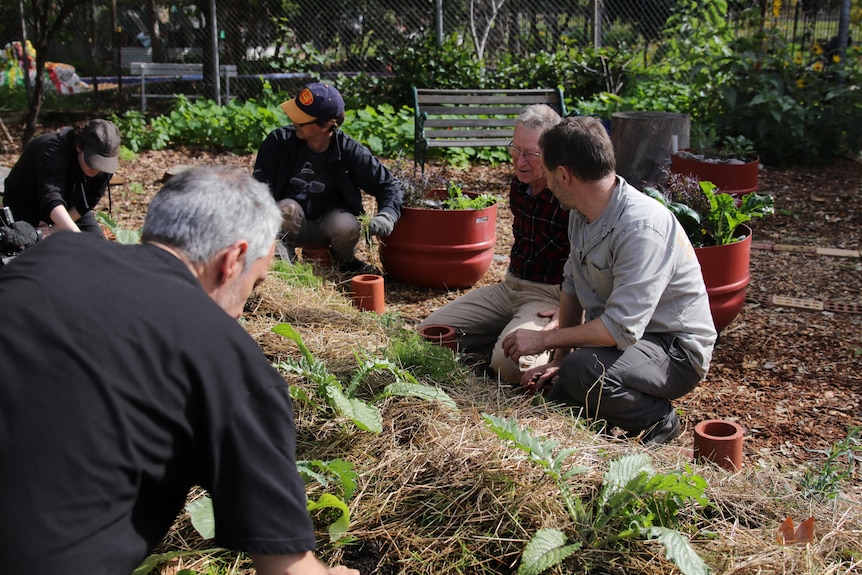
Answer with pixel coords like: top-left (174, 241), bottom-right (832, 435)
top-left (611, 112), bottom-right (690, 188)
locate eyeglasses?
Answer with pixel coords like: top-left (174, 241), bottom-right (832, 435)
top-left (507, 142), bottom-right (542, 162)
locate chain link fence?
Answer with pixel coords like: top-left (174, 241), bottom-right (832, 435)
top-left (2, 0), bottom-right (858, 107)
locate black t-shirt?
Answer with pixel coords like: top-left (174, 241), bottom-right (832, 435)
top-left (0, 233), bottom-right (316, 574)
top-left (288, 147), bottom-right (345, 219)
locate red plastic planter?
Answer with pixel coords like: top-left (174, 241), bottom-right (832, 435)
top-left (670, 151), bottom-right (759, 196)
top-left (379, 204), bottom-right (497, 289)
top-left (695, 225), bottom-right (752, 333)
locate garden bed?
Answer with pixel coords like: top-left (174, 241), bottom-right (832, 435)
top-left (1, 130), bottom-right (860, 574)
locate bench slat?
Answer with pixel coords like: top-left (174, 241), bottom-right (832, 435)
top-left (412, 86), bottom-right (566, 172)
top-left (425, 129), bottom-right (514, 139)
top-left (417, 94), bottom-right (562, 106)
top-left (424, 118), bottom-right (518, 128)
top-left (426, 139), bottom-right (512, 148)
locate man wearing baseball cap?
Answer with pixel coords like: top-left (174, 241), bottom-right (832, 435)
top-left (253, 82), bottom-right (403, 275)
top-left (2, 118), bottom-right (121, 240)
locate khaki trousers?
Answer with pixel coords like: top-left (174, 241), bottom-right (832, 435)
top-left (419, 272), bottom-right (561, 383)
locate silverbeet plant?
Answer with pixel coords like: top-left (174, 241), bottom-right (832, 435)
top-left (274, 323), bottom-right (457, 433)
top-left (643, 174), bottom-right (774, 247)
top-left (483, 414), bottom-right (712, 575)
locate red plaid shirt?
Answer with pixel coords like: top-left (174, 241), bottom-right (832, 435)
top-left (508, 176), bottom-right (570, 285)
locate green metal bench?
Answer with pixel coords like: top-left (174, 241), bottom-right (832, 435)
top-left (412, 87), bottom-right (567, 173)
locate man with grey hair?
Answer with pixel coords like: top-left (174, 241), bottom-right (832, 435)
top-left (418, 104), bottom-right (570, 383)
top-left (0, 167), bottom-right (358, 575)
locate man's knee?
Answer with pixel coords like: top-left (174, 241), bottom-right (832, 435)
top-left (327, 212), bottom-right (360, 242)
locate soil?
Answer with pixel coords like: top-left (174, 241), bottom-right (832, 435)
top-left (1, 127), bottom-right (860, 478)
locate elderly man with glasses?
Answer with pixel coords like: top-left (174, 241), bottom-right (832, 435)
top-left (417, 104), bottom-right (569, 383)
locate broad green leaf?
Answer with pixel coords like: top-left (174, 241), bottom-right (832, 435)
top-left (307, 493), bottom-right (351, 542)
top-left (382, 381), bottom-right (458, 410)
top-left (646, 526), bottom-right (711, 575)
top-left (185, 496), bottom-right (215, 539)
top-left (327, 384), bottom-right (382, 433)
top-left (518, 528), bottom-right (581, 575)
top-left (115, 228), bottom-right (141, 245)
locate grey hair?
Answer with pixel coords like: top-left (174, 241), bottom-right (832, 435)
top-left (516, 104), bottom-right (562, 133)
top-left (141, 166), bottom-right (281, 272)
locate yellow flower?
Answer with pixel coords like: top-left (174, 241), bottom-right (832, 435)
top-left (772, 0), bottom-right (782, 17)
top-left (813, 43), bottom-right (824, 55)
top-left (833, 54), bottom-right (841, 63)
top-left (794, 52), bottom-right (803, 64)
top-left (812, 60), bottom-right (824, 72)
top-left (797, 78), bottom-right (806, 88)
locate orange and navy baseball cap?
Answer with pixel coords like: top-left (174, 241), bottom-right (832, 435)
top-left (281, 82), bottom-right (345, 124)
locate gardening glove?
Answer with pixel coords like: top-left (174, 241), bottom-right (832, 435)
top-left (368, 212), bottom-right (396, 237)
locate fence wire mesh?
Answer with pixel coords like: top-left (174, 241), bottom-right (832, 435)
top-left (2, 0), bottom-right (858, 105)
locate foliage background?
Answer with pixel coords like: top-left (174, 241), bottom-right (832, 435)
top-left (4, 1), bottom-right (862, 163)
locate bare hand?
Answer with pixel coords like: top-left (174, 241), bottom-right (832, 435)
top-left (521, 361), bottom-right (560, 394)
top-left (537, 307), bottom-right (560, 331)
top-left (328, 566), bottom-right (360, 575)
top-left (501, 328), bottom-right (547, 361)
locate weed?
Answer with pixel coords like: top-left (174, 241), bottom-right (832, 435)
top-left (269, 259), bottom-right (322, 288)
top-left (274, 323), bottom-right (457, 433)
top-left (484, 414), bottom-right (712, 575)
top-left (95, 211), bottom-right (141, 244)
top-left (385, 327), bottom-right (466, 382)
top-left (798, 426), bottom-right (861, 501)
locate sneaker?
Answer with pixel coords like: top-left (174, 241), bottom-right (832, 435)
top-left (336, 257), bottom-right (382, 276)
top-left (634, 410), bottom-right (681, 447)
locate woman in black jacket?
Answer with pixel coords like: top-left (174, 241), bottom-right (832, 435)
top-left (2, 119), bottom-right (121, 240)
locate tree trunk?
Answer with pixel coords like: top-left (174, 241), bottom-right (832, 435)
top-left (611, 111), bottom-right (690, 188)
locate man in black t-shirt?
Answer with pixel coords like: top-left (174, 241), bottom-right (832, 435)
top-left (0, 167), bottom-right (358, 575)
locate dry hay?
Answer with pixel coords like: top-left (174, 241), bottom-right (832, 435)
top-left (155, 266), bottom-right (862, 575)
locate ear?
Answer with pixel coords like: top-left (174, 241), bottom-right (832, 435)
top-left (215, 241), bottom-right (249, 285)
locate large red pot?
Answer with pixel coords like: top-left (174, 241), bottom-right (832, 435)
top-left (695, 225), bottom-right (752, 333)
top-left (379, 204), bottom-right (497, 289)
top-left (670, 151), bottom-right (759, 196)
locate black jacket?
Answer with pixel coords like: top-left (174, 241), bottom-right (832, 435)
top-left (2, 128), bottom-right (111, 226)
top-left (252, 126), bottom-right (403, 222)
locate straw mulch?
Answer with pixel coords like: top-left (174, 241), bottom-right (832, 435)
top-left (209, 268), bottom-right (862, 575)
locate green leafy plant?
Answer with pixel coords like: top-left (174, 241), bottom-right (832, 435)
top-left (643, 173), bottom-right (774, 246)
top-left (299, 459), bottom-right (359, 542)
top-left (385, 327), bottom-right (466, 382)
top-left (274, 323), bottom-right (457, 434)
top-left (798, 426), bottom-right (862, 501)
top-left (693, 7), bottom-right (862, 164)
top-left (441, 181), bottom-right (497, 210)
top-left (95, 211), bottom-right (141, 245)
top-left (688, 125), bottom-right (758, 162)
top-left (388, 157), bottom-right (497, 210)
top-left (178, 457), bottom-right (358, 549)
top-left (484, 414), bottom-right (712, 575)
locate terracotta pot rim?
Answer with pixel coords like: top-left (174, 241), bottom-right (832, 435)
top-left (694, 419), bottom-right (744, 441)
top-left (352, 273), bottom-right (384, 283)
top-left (419, 324), bottom-right (457, 339)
